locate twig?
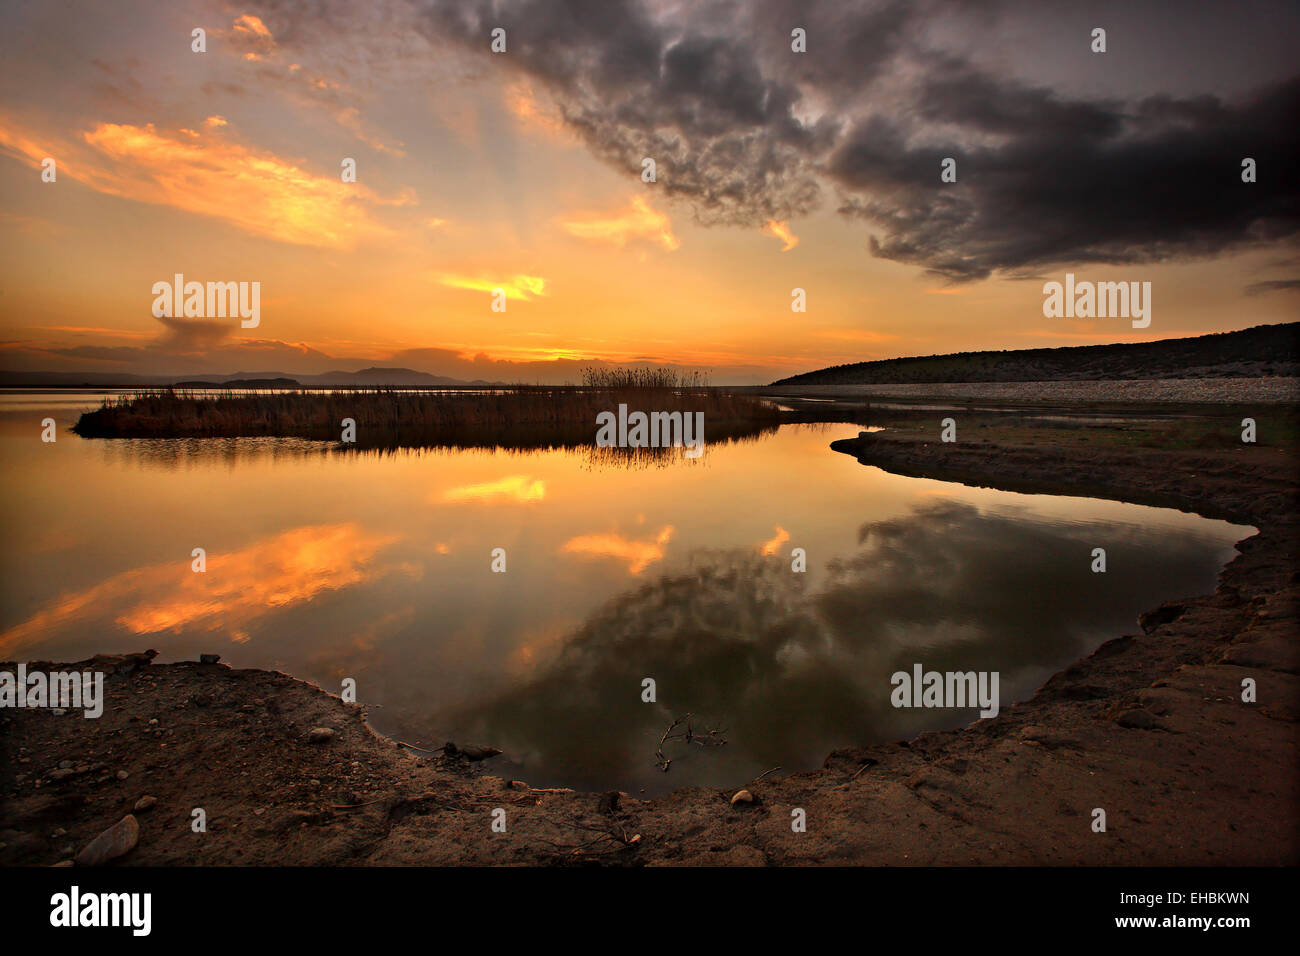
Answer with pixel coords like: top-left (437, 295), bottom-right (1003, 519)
top-left (852, 760), bottom-right (877, 780)
top-left (654, 713), bottom-right (727, 771)
top-left (396, 740), bottom-right (446, 754)
top-left (752, 766), bottom-right (782, 782)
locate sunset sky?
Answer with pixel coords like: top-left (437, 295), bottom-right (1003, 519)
top-left (1, 0), bottom-right (1296, 384)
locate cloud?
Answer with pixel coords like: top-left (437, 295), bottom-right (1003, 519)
top-left (437, 273), bottom-right (547, 300)
top-left (760, 219), bottom-right (798, 251)
top-left (831, 69), bottom-right (1300, 280)
top-left (233, 14), bottom-right (275, 42)
top-left (154, 316), bottom-right (234, 352)
top-left (0, 116), bottom-right (398, 248)
top-left (559, 195), bottom-right (680, 251)
top-left (407, 0), bottom-right (1299, 279)
top-left (1244, 278), bottom-right (1300, 295)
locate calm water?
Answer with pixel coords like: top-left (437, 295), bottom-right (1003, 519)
top-left (0, 392), bottom-right (1249, 793)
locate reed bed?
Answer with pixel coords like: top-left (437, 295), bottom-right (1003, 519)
top-left (72, 369), bottom-right (784, 448)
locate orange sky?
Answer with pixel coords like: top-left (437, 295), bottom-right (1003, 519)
top-left (0, 3), bottom-right (1295, 384)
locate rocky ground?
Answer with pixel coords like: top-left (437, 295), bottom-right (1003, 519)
top-left (2, 408), bottom-right (1297, 866)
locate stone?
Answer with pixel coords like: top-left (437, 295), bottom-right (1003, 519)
top-left (443, 742), bottom-right (502, 761)
top-left (199, 654), bottom-right (221, 665)
top-left (74, 815), bottom-right (139, 867)
top-left (730, 789), bottom-right (754, 805)
top-left (133, 795), bottom-right (156, 812)
top-left (307, 727), bottom-right (335, 743)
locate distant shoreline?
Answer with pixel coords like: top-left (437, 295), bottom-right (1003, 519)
top-left (759, 376), bottom-right (1300, 405)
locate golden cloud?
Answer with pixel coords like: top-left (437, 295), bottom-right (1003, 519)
top-left (559, 196), bottom-right (680, 251)
top-left (761, 219), bottom-right (799, 251)
top-left (233, 14), bottom-right (273, 40)
top-left (438, 273), bottom-right (547, 301)
top-left (0, 116), bottom-right (396, 248)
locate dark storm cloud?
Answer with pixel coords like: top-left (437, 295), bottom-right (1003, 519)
top-left (407, 0), bottom-right (1298, 276)
top-left (831, 70), bottom-right (1300, 279)
top-left (411, 0), bottom-right (842, 224)
top-left (248, 0), bottom-right (1298, 277)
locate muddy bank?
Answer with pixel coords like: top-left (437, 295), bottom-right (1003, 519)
top-left (2, 414), bottom-right (1297, 866)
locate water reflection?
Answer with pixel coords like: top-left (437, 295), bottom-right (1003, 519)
top-left (0, 523), bottom-right (409, 657)
top-left (0, 395), bottom-right (1247, 795)
top-left (448, 499), bottom-right (1242, 793)
top-left (560, 525), bottom-right (676, 575)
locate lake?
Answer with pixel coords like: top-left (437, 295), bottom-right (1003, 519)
top-left (0, 391), bottom-right (1249, 794)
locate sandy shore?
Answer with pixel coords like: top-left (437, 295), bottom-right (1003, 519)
top-left (2, 411), bottom-right (1297, 866)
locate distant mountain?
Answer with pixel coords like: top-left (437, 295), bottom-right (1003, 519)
top-left (300, 367), bottom-right (489, 387)
top-left (770, 323), bottom-right (1300, 386)
top-left (0, 367), bottom-right (502, 388)
top-left (174, 377), bottom-right (303, 388)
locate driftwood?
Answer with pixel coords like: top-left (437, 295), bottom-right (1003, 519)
top-left (654, 713), bottom-right (727, 772)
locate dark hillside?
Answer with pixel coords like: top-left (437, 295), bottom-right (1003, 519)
top-left (771, 323), bottom-right (1299, 385)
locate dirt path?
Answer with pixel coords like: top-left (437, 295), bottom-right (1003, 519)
top-left (3, 414), bottom-right (1296, 866)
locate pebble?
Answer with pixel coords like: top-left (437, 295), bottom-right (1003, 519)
top-left (74, 815), bottom-right (139, 867)
top-left (730, 789), bottom-right (755, 805)
top-left (308, 727), bottom-right (335, 743)
top-left (133, 795), bottom-right (157, 812)
top-left (199, 654), bottom-right (221, 665)
top-left (116, 770), bottom-right (129, 781)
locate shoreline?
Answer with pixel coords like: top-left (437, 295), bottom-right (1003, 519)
top-left (2, 413), bottom-right (1297, 866)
